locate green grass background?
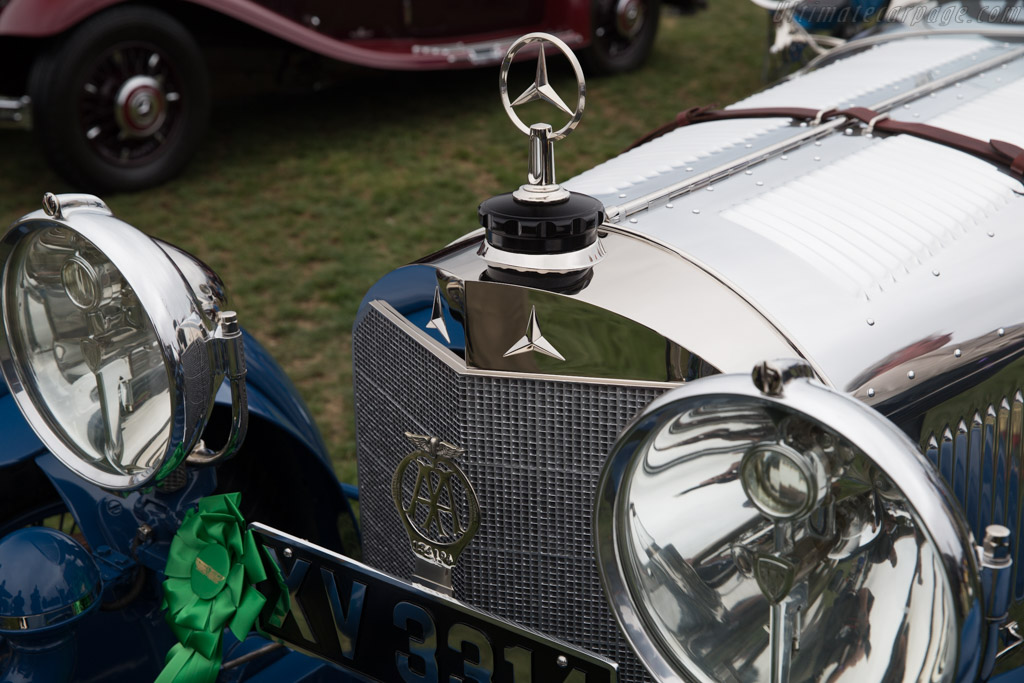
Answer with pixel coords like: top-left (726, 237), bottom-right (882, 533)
top-left (0, 0), bottom-right (767, 484)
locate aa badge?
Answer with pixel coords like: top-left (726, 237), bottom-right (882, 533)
top-left (392, 432), bottom-right (481, 583)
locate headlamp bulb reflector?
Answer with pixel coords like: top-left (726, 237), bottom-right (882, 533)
top-left (60, 255), bottom-right (102, 311)
top-left (741, 443), bottom-right (822, 520)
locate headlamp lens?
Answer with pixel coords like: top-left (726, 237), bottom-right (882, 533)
top-left (4, 226), bottom-right (171, 479)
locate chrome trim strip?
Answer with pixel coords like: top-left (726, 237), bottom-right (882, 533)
top-left (410, 30), bottom-right (585, 66)
top-left (369, 299), bottom-right (684, 389)
top-left (607, 44), bottom-right (1024, 221)
top-left (982, 407), bottom-right (997, 532)
top-left (477, 238), bottom-right (605, 273)
top-left (605, 121), bottom-right (844, 221)
top-left (0, 586), bottom-right (99, 630)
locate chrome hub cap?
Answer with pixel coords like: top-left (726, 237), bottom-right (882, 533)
top-left (114, 75), bottom-right (167, 139)
top-left (615, 0), bottom-right (646, 39)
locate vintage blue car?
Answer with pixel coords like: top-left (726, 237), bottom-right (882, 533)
top-left (2, 7), bottom-right (1024, 683)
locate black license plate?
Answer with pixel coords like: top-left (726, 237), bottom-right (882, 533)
top-left (252, 524), bottom-right (618, 683)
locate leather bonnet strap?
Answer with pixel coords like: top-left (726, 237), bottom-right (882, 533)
top-left (629, 105), bottom-right (1024, 180)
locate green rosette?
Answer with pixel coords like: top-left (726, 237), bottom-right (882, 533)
top-left (157, 492), bottom-right (287, 683)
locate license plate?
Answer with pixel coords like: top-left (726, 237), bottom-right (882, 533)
top-left (252, 524), bottom-right (618, 683)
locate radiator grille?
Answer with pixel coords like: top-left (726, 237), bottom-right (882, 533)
top-left (354, 305), bottom-right (668, 682)
top-left (923, 390), bottom-right (1024, 599)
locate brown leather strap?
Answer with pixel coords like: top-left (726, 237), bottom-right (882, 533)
top-left (629, 104), bottom-right (1024, 179)
top-left (992, 139), bottom-right (1024, 177)
top-left (841, 107), bottom-right (1024, 177)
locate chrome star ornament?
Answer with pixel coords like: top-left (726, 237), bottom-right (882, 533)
top-left (499, 32), bottom-right (585, 141)
top-left (499, 33), bottom-right (587, 204)
top-left (425, 286), bottom-right (450, 343)
top-left (503, 306), bottom-right (566, 361)
top-left (510, 48), bottom-right (574, 118)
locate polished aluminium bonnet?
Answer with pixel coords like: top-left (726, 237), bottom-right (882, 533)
top-left (565, 35), bottom-right (1024, 406)
top-left (0, 194), bottom-right (236, 489)
top-left (596, 370), bottom-right (983, 682)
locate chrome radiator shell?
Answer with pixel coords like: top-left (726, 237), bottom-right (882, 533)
top-left (354, 302), bottom-right (669, 682)
top-left (352, 227), bottom-right (800, 682)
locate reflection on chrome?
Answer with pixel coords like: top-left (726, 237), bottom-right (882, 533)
top-left (620, 397), bottom-right (958, 682)
top-left (646, 401), bottom-right (773, 471)
top-left (5, 226), bottom-right (171, 478)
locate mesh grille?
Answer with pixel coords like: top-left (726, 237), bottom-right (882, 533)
top-left (354, 305), bottom-right (667, 683)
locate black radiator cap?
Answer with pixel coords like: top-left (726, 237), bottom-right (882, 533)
top-left (479, 191), bottom-right (605, 255)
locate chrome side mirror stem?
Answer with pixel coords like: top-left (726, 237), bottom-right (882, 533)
top-left (187, 311), bottom-right (248, 466)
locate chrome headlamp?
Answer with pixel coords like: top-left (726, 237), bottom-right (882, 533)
top-left (596, 360), bottom-right (983, 683)
top-left (0, 193), bottom-right (247, 490)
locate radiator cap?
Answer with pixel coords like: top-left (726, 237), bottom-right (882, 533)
top-left (480, 32), bottom-right (605, 275)
top-left (479, 190), bottom-right (604, 255)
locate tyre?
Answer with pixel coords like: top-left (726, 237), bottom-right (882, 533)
top-left (582, 0), bottom-right (661, 75)
top-left (28, 6), bottom-right (210, 192)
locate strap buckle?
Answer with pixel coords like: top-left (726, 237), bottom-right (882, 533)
top-left (866, 112), bottom-right (890, 135)
top-left (813, 106), bottom-right (838, 126)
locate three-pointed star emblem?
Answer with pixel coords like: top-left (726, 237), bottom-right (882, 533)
top-left (425, 286), bottom-right (451, 343)
top-left (510, 48), bottom-right (574, 118)
top-left (503, 306), bottom-right (565, 361)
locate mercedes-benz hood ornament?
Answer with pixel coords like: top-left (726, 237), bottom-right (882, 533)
top-left (480, 33), bottom-right (606, 283)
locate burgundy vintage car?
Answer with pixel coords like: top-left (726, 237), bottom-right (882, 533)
top-left (0, 0), bottom-right (679, 192)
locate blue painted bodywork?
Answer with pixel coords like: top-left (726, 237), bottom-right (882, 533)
top-left (0, 527), bottom-right (100, 627)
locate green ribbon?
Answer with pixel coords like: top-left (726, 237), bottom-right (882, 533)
top-left (156, 492), bottom-right (288, 683)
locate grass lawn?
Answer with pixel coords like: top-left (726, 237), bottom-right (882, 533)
top-left (0, 0), bottom-right (768, 483)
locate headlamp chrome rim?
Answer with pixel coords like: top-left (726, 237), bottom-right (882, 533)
top-left (0, 196), bottom-right (215, 490)
top-left (594, 371), bottom-right (984, 683)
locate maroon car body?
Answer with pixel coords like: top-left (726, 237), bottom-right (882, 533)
top-left (0, 0), bottom-right (594, 70)
top-left (0, 0), bottom-right (665, 191)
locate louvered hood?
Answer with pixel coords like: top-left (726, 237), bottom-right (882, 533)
top-left (565, 32), bottom-right (1024, 410)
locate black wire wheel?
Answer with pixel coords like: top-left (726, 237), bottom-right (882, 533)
top-left (583, 0), bottom-right (662, 75)
top-left (29, 6), bottom-right (210, 192)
